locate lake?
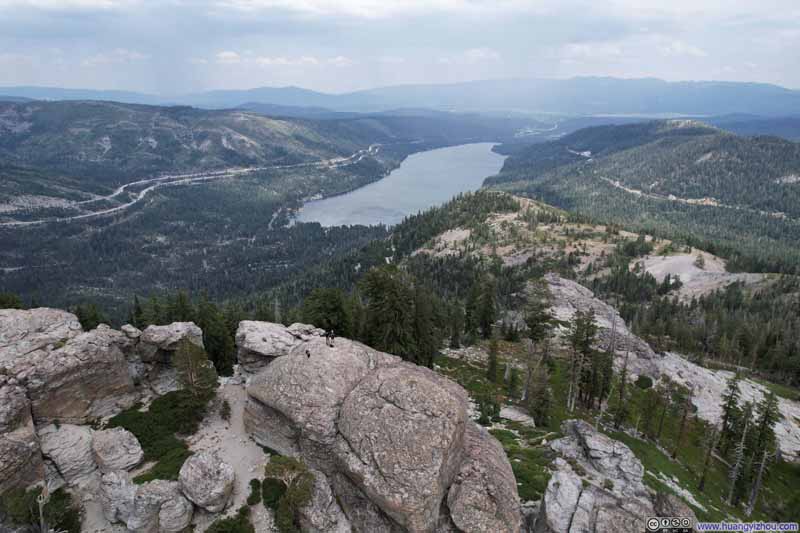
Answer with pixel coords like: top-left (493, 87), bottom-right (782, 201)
top-left (296, 142), bottom-right (506, 226)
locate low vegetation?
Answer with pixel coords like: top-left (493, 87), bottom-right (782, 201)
top-left (0, 486), bottom-right (81, 533)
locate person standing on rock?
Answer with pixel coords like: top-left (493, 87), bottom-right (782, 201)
top-left (327, 329), bottom-right (335, 347)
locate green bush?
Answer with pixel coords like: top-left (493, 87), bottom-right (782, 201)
top-left (106, 389), bottom-right (212, 483)
top-left (206, 506), bottom-right (255, 533)
top-left (247, 478), bottom-right (262, 506)
top-left (635, 375), bottom-right (654, 390)
top-left (134, 445), bottom-right (192, 484)
top-left (263, 456), bottom-right (314, 533)
top-left (0, 487), bottom-right (81, 533)
top-left (261, 478), bottom-right (287, 510)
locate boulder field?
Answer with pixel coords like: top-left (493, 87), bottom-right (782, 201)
top-left (0, 309), bottom-right (522, 533)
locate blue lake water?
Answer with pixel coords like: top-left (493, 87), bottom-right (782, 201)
top-left (296, 142), bottom-right (506, 227)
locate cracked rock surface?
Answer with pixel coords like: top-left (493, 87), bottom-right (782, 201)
top-left (243, 321), bottom-right (521, 533)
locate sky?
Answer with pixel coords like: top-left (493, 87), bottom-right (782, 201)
top-left (0, 0), bottom-right (798, 94)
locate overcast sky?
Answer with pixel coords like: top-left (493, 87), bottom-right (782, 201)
top-left (1, 0), bottom-right (798, 94)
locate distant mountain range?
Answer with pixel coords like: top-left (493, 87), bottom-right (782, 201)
top-left (3, 77), bottom-right (800, 116)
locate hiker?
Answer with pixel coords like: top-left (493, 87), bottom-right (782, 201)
top-left (306, 349), bottom-right (311, 358)
top-left (325, 329), bottom-right (335, 347)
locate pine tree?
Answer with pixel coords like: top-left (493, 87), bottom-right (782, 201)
top-left (672, 389), bottom-right (693, 460)
top-left (508, 367), bottom-right (520, 399)
top-left (129, 296), bottom-right (145, 329)
top-left (413, 285), bottom-right (438, 368)
top-left (173, 339), bottom-right (218, 398)
top-left (527, 363), bottom-right (551, 427)
top-left (753, 392), bottom-right (780, 454)
top-left (478, 280), bottom-right (496, 340)
top-left (196, 295), bottom-right (236, 376)
top-left (486, 334), bottom-right (499, 383)
top-left (698, 427), bottom-right (718, 493)
top-left (719, 373), bottom-right (742, 455)
top-left (727, 416), bottom-right (750, 505)
top-left (449, 305), bottom-right (463, 349)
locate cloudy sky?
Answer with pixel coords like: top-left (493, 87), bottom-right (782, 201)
top-left (1, 0), bottom-right (798, 94)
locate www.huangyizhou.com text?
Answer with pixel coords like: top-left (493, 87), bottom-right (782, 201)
top-left (695, 522), bottom-right (799, 532)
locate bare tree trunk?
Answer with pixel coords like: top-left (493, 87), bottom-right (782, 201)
top-left (727, 419), bottom-right (750, 505)
top-left (698, 427), bottom-right (718, 493)
top-left (745, 448), bottom-right (772, 516)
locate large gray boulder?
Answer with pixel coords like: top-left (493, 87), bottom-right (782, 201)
top-left (236, 320), bottom-right (324, 372)
top-left (0, 311), bottom-right (137, 424)
top-left (242, 321), bottom-right (522, 533)
top-left (544, 274), bottom-right (660, 377)
top-left (38, 424), bottom-right (97, 487)
top-left (92, 427), bottom-right (144, 473)
top-left (298, 470), bottom-right (353, 533)
top-left (447, 423), bottom-right (521, 533)
top-left (245, 335), bottom-right (399, 465)
top-left (138, 322), bottom-right (203, 363)
top-left (334, 363), bottom-right (467, 533)
top-left (0, 308), bottom-right (82, 363)
top-left (535, 420), bottom-right (654, 533)
top-left (100, 472), bottom-right (193, 533)
top-left (178, 451), bottom-right (234, 513)
top-left (0, 384), bottom-right (43, 493)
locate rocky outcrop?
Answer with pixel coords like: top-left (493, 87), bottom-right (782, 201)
top-left (0, 308), bottom-right (82, 362)
top-left (298, 470), bottom-right (353, 533)
top-left (38, 424), bottom-right (97, 487)
top-left (243, 322), bottom-right (521, 533)
top-left (535, 420), bottom-right (654, 533)
top-left (544, 274), bottom-right (660, 377)
top-left (654, 492), bottom-right (698, 523)
top-left (100, 472), bottom-right (194, 533)
top-left (447, 423), bottom-right (521, 533)
top-left (0, 384), bottom-right (43, 493)
top-left (335, 363), bottom-right (467, 532)
top-left (235, 320), bottom-right (325, 372)
top-left (138, 322), bottom-right (203, 363)
top-left (0, 310), bottom-right (138, 425)
top-left (92, 427), bottom-right (144, 473)
top-left (178, 451), bottom-right (234, 513)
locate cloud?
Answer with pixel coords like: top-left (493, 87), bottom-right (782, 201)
top-left (328, 55), bottom-right (355, 67)
top-left (439, 47), bottom-right (501, 65)
top-left (256, 55), bottom-right (319, 66)
top-left (215, 50), bottom-right (242, 64)
top-left (81, 48), bottom-right (147, 67)
top-left (659, 40), bottom-right (707, 58)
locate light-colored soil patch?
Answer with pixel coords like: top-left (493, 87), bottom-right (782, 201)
top-left (188, 382), bottom-right (275, 532)
top-left (638, 251), bottom-right (769, 299)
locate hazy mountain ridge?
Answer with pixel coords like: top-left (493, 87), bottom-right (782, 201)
top-left (3, 77), bottom-right (800, 115)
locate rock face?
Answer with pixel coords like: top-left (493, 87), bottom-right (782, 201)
top-left (545, 274), bottom-right (660, 377)
top-left (138, 322), bottom-right (203, 363)
top-left (0, 384), bottom-right (43, 494)
top-left (654, 492), bottom-right (698, 523)
top-left (178, 451), bottom-right (235, 513)
top-left (235, 320), bottom-right (325, 372)
top-left (535, 420), bottom-right (654, 533)
top-left (0, 310), bottom-right (137, 425)
top-left (298, 470), bottom-right (353, 533)
top-left (243, 322), bottom-right (521, 533)
top-left (92, 427), bottom-right (144, 473)
top-left (447, 423), bottom-right (521, 533)
top-left (101, 472), bottom-right (194, 533)
top-left (38, 424), bottom-right (97, 487)
top-left (335, 364), bottom-right (467, 532)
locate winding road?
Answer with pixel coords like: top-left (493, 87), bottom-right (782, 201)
top-left (1, 144), bottom-right (381, 228)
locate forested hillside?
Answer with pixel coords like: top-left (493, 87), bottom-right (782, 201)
top-left (487, 120), bottom-right (800, 271)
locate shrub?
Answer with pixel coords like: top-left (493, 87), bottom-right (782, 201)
top-left (263, 456), bottom-right (314, 533)
top-left (107, 389), bottom-right (212, 483)
top-left (261, 478), bottom-right (287, 510)
top-left (133, 445), bottom-right (192, 484)
top-left (603, 479), bottom-right (615, 491)
top-left (635, 375), bottom-right (654, 390)
top-left (247, 478), bottom-right (262, 506)
top-left (220, 399), bottom-right (232, 422)
top-left (206, 506), bottom-right (255, 533)
top-left (0, 487), bottom-right (81, 533)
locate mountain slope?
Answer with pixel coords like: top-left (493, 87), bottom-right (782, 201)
top-left (486, 120), bottom-right (800, 269)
